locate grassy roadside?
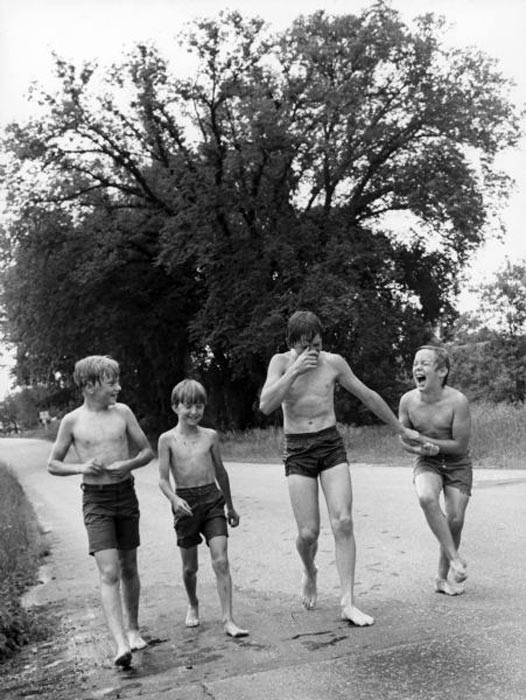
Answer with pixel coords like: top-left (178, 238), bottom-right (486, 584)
top-left (19, 400), bottom-right (526, 468)
top-left (220, 402), bottom-right (526, 469)
top-left (0, 462), bottom-right (49, 661)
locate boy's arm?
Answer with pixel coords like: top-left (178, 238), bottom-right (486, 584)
top-left (210, 432), bottom-right (239, 527)
top-left (105, 405), bottom-right (154, 478)
top-left (398, 394), bottom-right (438, 456)
top-left (48, 414), bottom-right (104, 477)
top-left (259, 351), bottom-right (317, 415)
top-left (334, 355), bottom-right (422, 443)
top-left (157, 434), bottom-right (192, 516)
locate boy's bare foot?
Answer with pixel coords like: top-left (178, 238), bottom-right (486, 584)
top-left (449, 559), bottom-right (468, 583)
top-left (224, 621), bottom-right (249, 638)
top-left (341, 605), bottom-right (375, 627)
top-left (435, 577), bottom-right (465, 596)
top-left (127, 629), bottom-right (147, 651)
top-left (114, 649), bottom-right (132, 669)
top-left (301, 568), bottom-right (318, 609)
top-left (185, 604), bottom-right (200, 628)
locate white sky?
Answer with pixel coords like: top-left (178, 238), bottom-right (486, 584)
top-left (0, 0), bottom-right (525, 395)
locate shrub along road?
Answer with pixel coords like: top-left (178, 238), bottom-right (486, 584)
top-left (1, 437), bottom-right (525, 700)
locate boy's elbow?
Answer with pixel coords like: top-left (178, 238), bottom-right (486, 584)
top-left (258, 396), bottom-right (271, 415)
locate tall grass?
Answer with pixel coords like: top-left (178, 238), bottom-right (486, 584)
top-left (220, 401), bottom-right (526, 469)
top-left (0, 463), bottom-right (47, 660)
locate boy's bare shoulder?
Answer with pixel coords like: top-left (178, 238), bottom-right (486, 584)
top-left (200, 426), bottom-right (218, 441)
top-left (400, 388), bottom-right (418, 404)
top-left (444, 386), bottom-right (469, 406)
top-left (158, 427), bottom-right (176, 443)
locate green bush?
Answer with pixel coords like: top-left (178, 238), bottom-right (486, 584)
top-left (0, 463), bottom-right (46, 660)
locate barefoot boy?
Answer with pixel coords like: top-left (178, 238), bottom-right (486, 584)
top-left (259, 310), bottom-right (422, 626)
top-left (158, 379), bottom-right (248, 638)
top-left (399, 345), bottom-right (472, 595)
top-left (48, 355), bottom-right (154, 668)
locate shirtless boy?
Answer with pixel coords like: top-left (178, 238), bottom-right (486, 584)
top-left (48, 356), bottom-right (154, 668)
top-left (259, 310), bottom-right (422, 626)
top-left (399, 345), bottom-right (472, 595)
top-left (158, 379), bottom-right (248, 638)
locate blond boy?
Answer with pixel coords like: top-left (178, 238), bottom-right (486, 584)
top-left (48, 356), bottom-right (154, 668)
top-left (399, 345), bottom-right (472, 595)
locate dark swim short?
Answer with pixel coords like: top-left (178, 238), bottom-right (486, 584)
top-left (81, 477), bottom-right (140, 556)
top-left (173, 483), bottom-right (228, 549)
top-left (283, 425), bottom-right (348, 479)
top-left (414, 453), bottom-right (473, 496)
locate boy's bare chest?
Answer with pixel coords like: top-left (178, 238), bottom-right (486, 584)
top-left (288, 363), bottom-right (335, 398)
top-left (409, 399), bottom-right (453, 434)
top-left (74, 413), bottom-right (126, 448)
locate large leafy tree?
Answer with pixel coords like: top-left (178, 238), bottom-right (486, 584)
top-left (1, 3), bottom-right (522, 429)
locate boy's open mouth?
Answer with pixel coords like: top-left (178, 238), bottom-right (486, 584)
top-left (414, 373), bottom-right (426, 387)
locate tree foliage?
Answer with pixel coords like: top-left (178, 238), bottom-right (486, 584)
top-left (1, 3), bottom-right (523, 430)
top-left (448, 261), bottom-right (526, 403)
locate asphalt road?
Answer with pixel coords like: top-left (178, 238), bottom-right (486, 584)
top-left (1, 437), bottom-right (525, 700)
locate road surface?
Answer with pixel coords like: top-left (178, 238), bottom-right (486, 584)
top-left (1, 437), bottom-right (525, 700)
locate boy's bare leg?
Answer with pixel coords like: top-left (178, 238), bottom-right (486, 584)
top-left (119, 548), bottom-right (147, 650)
top-left (321, 464), bottom-right (374, 626)
top-left (287, 475), bottom-right (320, 609)
top-left (209, 536), bottom-right (248, 637)
top-left (434, 486), bottom-right (470, 595)
top-left (94, 549), bottom-right (132, 667)
top-left (180, 546), bottom-right (200, 627)
top-left (415, 473), bottom-right (467, 582)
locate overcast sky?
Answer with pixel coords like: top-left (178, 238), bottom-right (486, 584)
top-left (0, 0), bottom-right (525, 395)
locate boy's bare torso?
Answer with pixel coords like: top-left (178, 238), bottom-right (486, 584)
top-left (279, 350), bottom-right (339, 433)
top-left (71, 404), bottom-right (131, 485)
top-left (164, 426), bottom-right (216, 488)
top-left (404, 386), bottom-right (460, 442)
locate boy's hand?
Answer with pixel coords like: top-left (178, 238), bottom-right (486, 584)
top-left (105, 460), bottom-right (131, 479)
top-left (401, 427), bottom-right (422, 444)
top-left (227, 508), bottom-right (240, 527)
top-left (421, 442), bottom-right (440, 456)
top-left (172, 497), bottom-right (193, 518)
top-left (80, 459), bottom-right (105, 476)
top-left (292, 347), bottom-right (319, 375)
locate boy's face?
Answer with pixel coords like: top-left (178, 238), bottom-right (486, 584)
top-left (293, 333), bottom-right (322, 357)
top-left (173, 400), bottom-right (205, 426)
top-left (412, 349), bottom-right (446, 391)
top-left (88, 374), bottom-right (121, 405)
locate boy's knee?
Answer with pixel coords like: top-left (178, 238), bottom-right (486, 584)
top-left (418, 492), bottom-right (439, 510)
top-left (183, 563), bottom-right (198, 578)
top-left (331, 513), bottom-right (353, 537)
top-left (211, 555), bottom-right (229, 576)
top-left (99, 565), bottom-right (120, 586)
top-left (298, 526), bottom-right (319, 546)
top-left (448, 514), bottom-right (465, 534)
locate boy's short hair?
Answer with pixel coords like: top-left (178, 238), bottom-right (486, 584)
top-left (73, 355), bottom-right (120, 390)
top-left (417, 345), bottom-right (450, 386)
top-left (287, 311), bottom-right (323, 348)
top-left (171, 379), bottom-right (207, 406)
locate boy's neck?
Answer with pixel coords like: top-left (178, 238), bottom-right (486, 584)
top-left (83, 396), bottom-right (110, 412)
top-left (176, 422), bottom-right (200, 435)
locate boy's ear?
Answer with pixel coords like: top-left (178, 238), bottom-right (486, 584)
top-left (171, 403), bottom-right (179, 414)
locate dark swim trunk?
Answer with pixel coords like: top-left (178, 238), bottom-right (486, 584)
top-left (173, 483), bottom-right (228, 549)
top-left (283, 425), bottom-right (348, 479)
top-left (81, 477), bottom-right (140, 556)
top-left (414, 453), bottom-right (473, 496)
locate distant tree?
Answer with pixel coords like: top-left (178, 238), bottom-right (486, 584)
top-left (449, 261), bottom-right (526, 402)
top-left (1, 3), bottom-right (522, 429)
